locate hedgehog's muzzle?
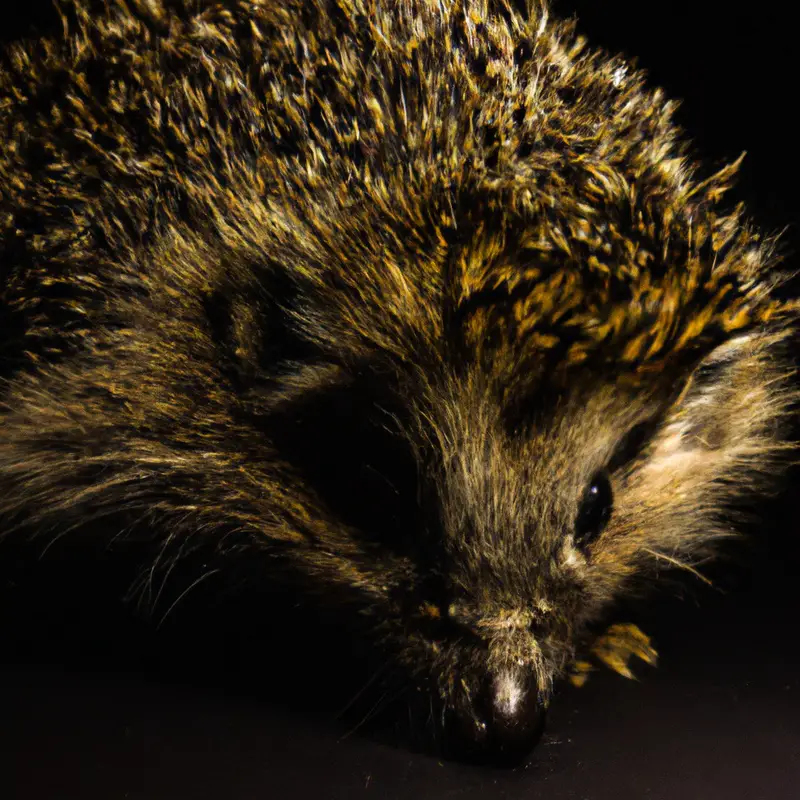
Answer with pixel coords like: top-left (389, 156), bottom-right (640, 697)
top-left (442, 666), bottom-right (546, 766)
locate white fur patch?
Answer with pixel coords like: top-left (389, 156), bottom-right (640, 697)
top-left (560, 540), bottom-right (584, 569)
top-left (493, 670), bottom-right (524, 718)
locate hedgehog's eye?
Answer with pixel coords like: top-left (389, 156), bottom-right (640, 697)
top-left (575, 471), bottom-right (612, 547)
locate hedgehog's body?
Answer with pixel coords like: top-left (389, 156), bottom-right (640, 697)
top-left (0, 0), bottom-right (797, 764)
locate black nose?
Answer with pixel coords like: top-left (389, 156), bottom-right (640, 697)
top-left (442, 672), bottom-right (546, 767)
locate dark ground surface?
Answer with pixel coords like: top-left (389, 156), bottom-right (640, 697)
top-left (2, 1), bottom-right (800, 798)
top-left (1, 550), bottom-right (798, 800)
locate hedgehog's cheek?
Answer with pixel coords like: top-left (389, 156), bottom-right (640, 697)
top-left (441, 668), bottom-right (546, 766)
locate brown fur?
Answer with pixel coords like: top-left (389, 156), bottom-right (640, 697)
top-left (0, 0), bottom-right (797, 755)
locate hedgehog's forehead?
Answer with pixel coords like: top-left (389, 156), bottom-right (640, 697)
top-left (451, 235), bottom-right (772, 385)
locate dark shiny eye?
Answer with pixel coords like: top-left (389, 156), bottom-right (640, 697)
top-left (575, 471), bottom-right (612, 547)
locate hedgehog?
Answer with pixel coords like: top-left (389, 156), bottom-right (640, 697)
top-left (0, 0), bottom-right (797, 766)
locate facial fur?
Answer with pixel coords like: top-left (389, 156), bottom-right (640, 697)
top-left (0, 0), bottom-right (797, 759)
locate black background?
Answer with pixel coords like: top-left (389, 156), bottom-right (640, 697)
top-left (1, 1), bottom-right (799, 798)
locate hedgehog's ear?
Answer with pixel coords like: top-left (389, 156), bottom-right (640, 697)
top-left (652, 332), bottom-right (788, 465)
top-left (675, 335), bottom-right (758, 411)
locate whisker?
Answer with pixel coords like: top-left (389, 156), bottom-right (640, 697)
top-left (156, 568), bottom-right (221, 628)
top-left (643, 547), bottom-right (714, 586)
top-left (338, 685), bottom-right (406, 741)
top-left (334, 660), bottom-right (390, 720)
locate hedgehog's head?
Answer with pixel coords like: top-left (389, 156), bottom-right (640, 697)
top-left (260, 191), bottom-right (796, 763)
top-left (256, 153), bottom-right (798, 762)
top-left (368, 164), bottom-right (797, 758)
top-left (248, 154), bottom-right (799, 770)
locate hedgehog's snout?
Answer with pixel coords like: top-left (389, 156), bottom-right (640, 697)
top-left (429, 602), bottom-right (551, 764)
top-left (443, 668), bottom-right (546, 767)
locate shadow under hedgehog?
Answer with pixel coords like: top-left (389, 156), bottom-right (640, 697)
top-left (0, 0), bottom-right (798, 766)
